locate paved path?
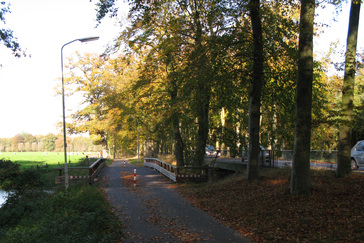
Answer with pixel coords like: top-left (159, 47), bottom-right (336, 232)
top-left (212, 157), bottom-right (364, 173)
top-left (98, 159), bottom-right (249, 242)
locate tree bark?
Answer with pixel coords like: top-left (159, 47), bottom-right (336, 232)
top-left (193, 7), bottom-right (211, 167)
top-left (173, 116), bottom-right (185, 166)
top-left (337, 1), bottom-right (361, 178)
top-left (290, 0), bottom-right (315, 195)
top-left (246, 0), bottom-right (264, 181)
top-left (195, 96), bottom-right (210, 166)
top-left (166, 53), bottom-right (185, 167)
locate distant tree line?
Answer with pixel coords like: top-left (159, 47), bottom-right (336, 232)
top-left (0, 133), bottom-right (102, 152)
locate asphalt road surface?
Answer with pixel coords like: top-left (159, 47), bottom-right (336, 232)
top-left (212, 156), bottom-right (364, 173)
top-left (98, 159), bottom-right (250, 243)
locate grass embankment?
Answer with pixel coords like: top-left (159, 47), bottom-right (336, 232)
top-left (178, 168), bottom-right (364, 242)
top-left (0, 155), bottom-right (124, 242)
top-left (0, 185), bottom-right (124, 242)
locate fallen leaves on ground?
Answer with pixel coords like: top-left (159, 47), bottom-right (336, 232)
top-left (120, 170), bottom-right (207, 242)
top-left (161, 218), bottom-right (207, 242)
top-left (120, 171), bottom-right (142, 192)
top-left (177, 168), bottom-right (364, 242)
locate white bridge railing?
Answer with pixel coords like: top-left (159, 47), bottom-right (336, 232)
top-left (144, 158), bottom-right (177, 182)
top-left (144, 158), bottom-right (209, 183)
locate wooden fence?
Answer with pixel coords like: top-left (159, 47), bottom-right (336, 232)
top-left (144, 158), bottom-right (209, 183)
top-left (55, 158), bottom-right (106, 185)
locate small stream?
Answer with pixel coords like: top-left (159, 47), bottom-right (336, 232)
top-left (0, 189), bottom-right (8, 207)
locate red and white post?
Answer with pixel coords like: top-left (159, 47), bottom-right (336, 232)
top-left (133, 169), bottom-right (136, 187)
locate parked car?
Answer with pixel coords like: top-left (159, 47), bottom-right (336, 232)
top-left (351, 140), bottom-right (364, 170)
top-left (241, 146), bottom-right (270, 163)
top-left (205, 145), bottom-right (220, 157)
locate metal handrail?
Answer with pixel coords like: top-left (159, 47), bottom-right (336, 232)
top-left (144, 158), bottom-right (208, 183)
top-left (54, 158), bottom-right (106, 184)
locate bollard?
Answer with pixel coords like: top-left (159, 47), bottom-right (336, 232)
top-left (124, 161), bottom-right (126, 167)
top-left (134, 169), bottom-right (136, 187)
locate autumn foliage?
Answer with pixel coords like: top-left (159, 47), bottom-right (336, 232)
top-left (178, 168), bottom-right (364, 242)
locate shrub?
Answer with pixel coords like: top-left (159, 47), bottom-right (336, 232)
top-left (0, 185), bottom-right (124, 242)
top-left (0, 160), bottom-right (20, 189)
top-left (0, 159), bottom-right (41, 192)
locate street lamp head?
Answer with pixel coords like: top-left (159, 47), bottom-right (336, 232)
top-left (62, 37), bottom-right (100, 50)
top-left (78, 36), bottom-right (99, 43)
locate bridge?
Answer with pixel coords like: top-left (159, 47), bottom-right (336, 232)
top-left (54, 158), bottom-right (106, 184)
top-left (144, 158), bottom-right (209, 183)
top-left (144, 156), bottom-right (277, 183)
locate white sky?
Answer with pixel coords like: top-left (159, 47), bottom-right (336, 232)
top-left (314, 2), bottom-right (364, 64)
top-left (0, 1), bottom-right (363, 138)
top-left (0, 0), bottom-right (127, 138)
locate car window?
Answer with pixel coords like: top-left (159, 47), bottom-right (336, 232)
top-left (358, 144), bottom-right (364, 151)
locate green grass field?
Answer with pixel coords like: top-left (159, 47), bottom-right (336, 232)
top-left (0, 152), bottom-right (99, 168)
top-left (0, 152), bottom-right (103, 187)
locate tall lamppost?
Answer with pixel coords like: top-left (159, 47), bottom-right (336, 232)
top-left (61, 36), bottom-right (99, 189)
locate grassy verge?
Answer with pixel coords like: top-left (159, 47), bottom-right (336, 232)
top-left (1, 157), bottom-right (125, 242)
top-left (177, 168), bottom-right (364, 242)
top-left (128, 158), bottom-right (144, 167)
top-left (0, 185), bottom-right (124, 242)
top-left (0, 152), bottom-right (98, 168)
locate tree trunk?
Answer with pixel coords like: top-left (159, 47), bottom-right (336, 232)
top-left (290, 0), bottom-right (315, 195)
top-left (193, 7), bottom-right (211, 167)
top-left (173, 117), bottom-right (185, 166)
top-left (337, 1), bottom-right (361, 178)
top-left (166, 53), bottom-right (185, 167)
top-left (246, 0), bottom-right (264, 181)
top-left (195, 98), bottom-right (210, 166)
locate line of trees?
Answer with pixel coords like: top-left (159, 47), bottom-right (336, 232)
top-left (61, 0), bottom-right (363, 195)
top-left (0, 133), bottom-right (102, 153)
